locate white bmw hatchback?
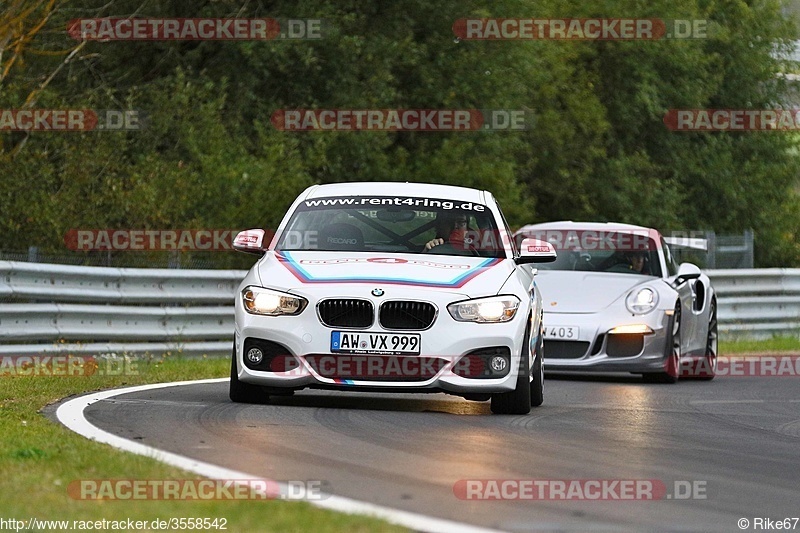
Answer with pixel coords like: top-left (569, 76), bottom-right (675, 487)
top-left (230, 182), bottom-right (556, 414)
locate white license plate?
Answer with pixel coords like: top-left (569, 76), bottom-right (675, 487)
top-left (331, 331), bottom-right (421, 355)
top-left (544, 326), bottom-right (580, 340)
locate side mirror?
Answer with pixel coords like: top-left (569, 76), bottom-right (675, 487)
top-left (233, 229), bottom-right (267, 255)
top-left (675, 262), bottom-right (701, 285)
top-left (516, 238), bottom-right (557, 264)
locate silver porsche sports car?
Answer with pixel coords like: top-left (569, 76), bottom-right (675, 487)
top-left (514, 222), bottom-right (718, 382)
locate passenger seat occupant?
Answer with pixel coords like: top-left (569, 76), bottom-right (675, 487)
top-left (317, 223), bottom-right (364, 251)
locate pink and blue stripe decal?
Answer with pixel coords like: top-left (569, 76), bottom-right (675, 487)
top-left (277, 252), bottom-right (501, 288)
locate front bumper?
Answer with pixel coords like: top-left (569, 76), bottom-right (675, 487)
top-left (234, 298), bottom-right (532, 394)
top-left (543, 310), bottom-right (672, 373)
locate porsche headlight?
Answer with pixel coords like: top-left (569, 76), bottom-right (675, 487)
top-left (626, 287), bottom-right (658, 314)
top-left (242, 286), bottom-right (307, 316)
top-left (448, 295), bottom-right (520, 323)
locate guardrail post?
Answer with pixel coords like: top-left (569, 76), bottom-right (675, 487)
top-left (168, 251), bottom-right (181, 269)
top-left (744, 229), bottom-right (754, 269)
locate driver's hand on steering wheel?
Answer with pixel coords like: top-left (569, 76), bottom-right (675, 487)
top-left (424, 238), bottom-right (445, 250)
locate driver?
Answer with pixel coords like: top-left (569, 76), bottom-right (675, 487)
top-left (424, 211), bottom-right (469, 251)
top-left (625, 250), bottom-right (649, 274)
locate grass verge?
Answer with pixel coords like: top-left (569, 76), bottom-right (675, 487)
top-left (720, 335), bottom-right (800, 354)
top-left (0, 354), bottom-right (406, 533)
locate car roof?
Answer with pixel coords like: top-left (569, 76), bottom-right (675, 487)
top-left (302, 182), bottom-right (488, 204)
top-left (516, 221), bottom-right (660, 236)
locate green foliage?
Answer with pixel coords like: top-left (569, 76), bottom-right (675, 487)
top-left (1, 0), bottom-right (798, 266)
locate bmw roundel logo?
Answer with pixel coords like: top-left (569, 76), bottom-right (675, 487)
top-left (371, 288), bottom-right (385, 297)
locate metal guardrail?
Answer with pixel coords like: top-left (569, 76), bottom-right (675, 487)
top-left (0, 261), bottom-right (242, 356)
top-left (706, 269), bottom-right (800, 339)
top-left (0, 261), bottom-right (242, 303)
top-left (0, 262), bottom-right (798, 356)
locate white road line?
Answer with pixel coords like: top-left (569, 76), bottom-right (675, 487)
top-left (689, 400), bottom-right (765, 404)
top-left (56, 378), bottom-right (504, 533)
top-left (102, 398), bottom-right (212, 407)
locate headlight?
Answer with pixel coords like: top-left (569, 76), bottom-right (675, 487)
top-left (608, 324), bottom-right (654, 334)
top-left (448, 295), bottom-right (520, 323)
top-left (626, 287), bottom-right (658, 314)
top-left (242, 286), bottom-right (307, 316)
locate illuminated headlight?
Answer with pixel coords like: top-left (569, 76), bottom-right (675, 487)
top-left (242, 286), bottom-right (307, 316)
top-left (448, 295), bottom-right (520, 323)
top-left (608, 324), bottom-right (654, 335)
top-left (626, 287), bottom-right (658, 314)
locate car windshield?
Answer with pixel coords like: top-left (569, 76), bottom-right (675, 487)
top-left (516, 229), bottom-right (662, 277)
top-left (276, 195), bottom-right (505, 258)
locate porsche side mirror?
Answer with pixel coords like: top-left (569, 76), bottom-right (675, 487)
top-left (516, 238), bottom-right (557, 264)
top-left (674, 262), bottom-right (701, 285)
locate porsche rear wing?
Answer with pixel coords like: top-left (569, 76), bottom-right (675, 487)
top-left (664, 236), bottom-right (708, 251)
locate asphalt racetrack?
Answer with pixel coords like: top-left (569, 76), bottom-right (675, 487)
top-left (69, 373), bottom-right (800, 532)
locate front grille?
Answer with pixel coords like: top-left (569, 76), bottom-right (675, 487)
top-left (545, 340), bottom-right (590, 359)
top-left (606, 334), bottom-right (644, 357)
top-left (317, 299), bottom-right (374, 328)
top-left (590, 334), bottom-right (605, 356)
top-left (379, 301), bottom-right (436, 330)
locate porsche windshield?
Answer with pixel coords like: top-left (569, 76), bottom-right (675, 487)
top-left (516, 229), bottom-right (662, 277)
top-left (276, 195), bottom-right (505, 258)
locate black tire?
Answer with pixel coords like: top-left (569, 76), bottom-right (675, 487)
top-left (229, 344), bottom-right (270, 404)
top-left (697, 299), bottom-right (718, 381)
top-left (642, 303), bottom-right (681, 384)
top-left (491, 322), bottom-right (532, 415)
top-left (530, 322), bottom-right (544, 407)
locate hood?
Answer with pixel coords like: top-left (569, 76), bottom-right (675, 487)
top-left (534, 270), bottom-right (654, 313)
top-left (255, 251), bottom-right (514, 299)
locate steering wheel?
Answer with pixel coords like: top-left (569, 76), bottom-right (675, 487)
top-left (606, 263), bottom-right (634, 273)
top-left (423, 242), bottom-right (481, 257)
top-left (572, 251), bottom-right (595, 271)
